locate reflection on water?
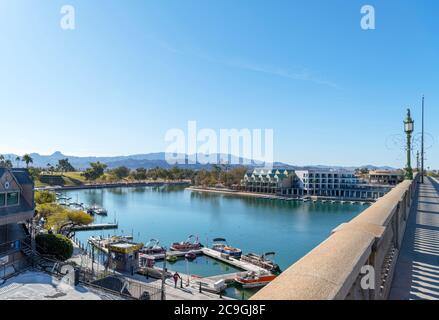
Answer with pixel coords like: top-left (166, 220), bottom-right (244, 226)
top-left (156, 255), bottom-right (242, 277)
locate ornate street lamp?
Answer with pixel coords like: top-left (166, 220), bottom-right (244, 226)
top-left (404, 108), bottom-right (414, 180)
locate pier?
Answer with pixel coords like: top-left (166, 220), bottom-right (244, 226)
top-left (140, 249), bottom-right (203, 261)
top-left (201, 248), bottom-right (268, 273)
top-left (73, 223), bottom-right (118, 231)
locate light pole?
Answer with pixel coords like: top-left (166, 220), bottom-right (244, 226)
top-left (404, 108), bottom-right (414, 180)
top-left (161, 247), bottom-right (167, 300)
top-left (421, 95), bottom-right (425, 183)
top-left (416, 151), bottom-right (420, 172)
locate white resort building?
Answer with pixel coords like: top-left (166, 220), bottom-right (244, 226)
top-left (241, 168), bottom-right (393, 200)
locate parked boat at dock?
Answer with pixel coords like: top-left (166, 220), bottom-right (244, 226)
top-left (86, 204), bottom-right (108, 216)
top-left (240, 252), bottom-right (281, 274)
top-left (234, 271), bottom-right (277, 288)
top-left (170, 235), bottom-right (203, 252)
top-left (88, 235), bottom-right (134, 252)
top-left (185, 251), bottom-right (197, 260)
top-left (140, 239), bottom-right (166, 255)
top-left (166, 255), bottom-right (178, 263)
top-left (211, 238), bottom-right (242, 257)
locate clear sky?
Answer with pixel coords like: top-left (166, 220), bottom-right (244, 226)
top-left (1, 0), bottom-right (438, 168)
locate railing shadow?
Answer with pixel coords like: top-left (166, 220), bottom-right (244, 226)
top-left (405, 177), bottom-right (439, 300)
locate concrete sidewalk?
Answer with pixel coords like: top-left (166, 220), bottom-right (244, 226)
top-left (389, 177), bottom-right (439, 300)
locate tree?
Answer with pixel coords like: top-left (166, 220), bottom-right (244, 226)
top-left (57, 158), bottom-right (75, 172)
top-left (0, 155), bottom-right (13, 169)
top-left (46, 208), bottom-right (93, 238)
top-left (22, 154), bottom-right (33, 168)
top-left (131, 168), bottom-right (147, 180)
top-left (28, 167), bottom-right (41, 182)
top-left (36, 203), bottom-right (62, 218)
top-left (35, 190), bottom-right (56, 205)
top-left (46, 163), bottom-right (55, 174)
top-left (36, 233), bottom-right (74, 261)
top-left (82, 161), bottom-right (107, 180)
top-left (110, 166), bottom-right (130, 180)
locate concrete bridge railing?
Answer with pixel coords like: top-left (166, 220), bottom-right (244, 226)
top-left (251, 174), bottom-right (419, 300)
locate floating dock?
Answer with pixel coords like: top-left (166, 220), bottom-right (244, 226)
top-left (72, 223), bottom-right (118, 231)
top-left (140, 249), bottom-right (203, 261)
top-left (201, 248), bottom-right (267, 273)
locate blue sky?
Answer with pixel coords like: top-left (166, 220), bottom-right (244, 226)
top-left (0, 0), bottom-right (438, 168)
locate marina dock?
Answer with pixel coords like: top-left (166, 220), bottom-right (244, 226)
top-left (140, 249), bottom-right (203, 261)
top-left (73, 223), bottom-right (118, 231)
top-left (201, 248), bottom-right (267, 273)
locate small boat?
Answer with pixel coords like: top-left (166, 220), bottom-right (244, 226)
top-left (185, 251), bottom-right (197, 260)
top-left (234, 271), bottom-right (277, 288)
top-left (170, 235), bottom-right (203, 252)
top-left (212, 238), bottom-right (242, 257)
top-left (68, 202), bottom-right (85, 211)
top-left (88, 235), bottom-right (134, 250)
top-left (140, 239), bottom-right (166, 255)
top-left (166, 255), bottom-right (178, 263)
top-left (87, 204), bottom-right (108, 216)
top-left (240, 252), bottom-right (281, 274)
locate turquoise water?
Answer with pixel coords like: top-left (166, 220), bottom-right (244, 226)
top-left (155, 255), bottom-right (242, 277)
top-left (65, 186), bottom-right (366, 298)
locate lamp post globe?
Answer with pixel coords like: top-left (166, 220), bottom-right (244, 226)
top-left (404, 108), bottom-right (414, 180)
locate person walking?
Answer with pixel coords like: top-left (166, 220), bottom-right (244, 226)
top-left (173, 272), bottom-right (181, 288)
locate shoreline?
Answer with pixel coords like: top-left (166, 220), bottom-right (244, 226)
top-left (36, 180), bottom-right (191, 191)
top-left (186, 186), bottom-right (292, 200)
top-left (187, 186), bottom-right (374, 204)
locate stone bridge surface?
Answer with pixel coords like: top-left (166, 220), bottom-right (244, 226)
top-left (389, 177), bottom-right (439, 300)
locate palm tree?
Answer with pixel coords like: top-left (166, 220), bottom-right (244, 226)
top-left (22, 154), bottom-right (33, 168)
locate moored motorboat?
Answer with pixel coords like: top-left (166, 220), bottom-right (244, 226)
top-left (185, 251), bottom-right (197, 260)
top-left (140, 239), bottom-right (166, 255)
top-left (234, 271), bottom-right (277, 288)
top-left (240, 252), bottom-right (281, 274)
top-left (166, 255), bottom-right (178, 263)
top-left (212, 238), bottom-right (242, 257)
top-left (170, 235), bottom-right (202, 251)
top-left (87, 204), bottom-right (108, 216)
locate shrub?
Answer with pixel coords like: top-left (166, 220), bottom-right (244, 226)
top-left (36, 203), bottom-right (63, 218)
top-left (35, 233), bottom-right (73, 261)
top-left (35, 190), bottom-right (56, 204)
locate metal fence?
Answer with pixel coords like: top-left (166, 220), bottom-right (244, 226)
top-left (0, 239), bottom-right (32, 280)
top-left (78, 266), bottom-right (163, 300)
top-left (1, 236), bottom-right (163, 300)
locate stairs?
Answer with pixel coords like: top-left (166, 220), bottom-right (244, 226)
top-left (21, 243), bottom-right (52, 269)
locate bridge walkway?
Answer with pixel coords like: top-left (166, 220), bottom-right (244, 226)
top-left (390, 176), bottom-right (439, 300)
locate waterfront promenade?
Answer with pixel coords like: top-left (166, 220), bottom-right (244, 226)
top-left (389, 177), bottom-right (439, 300)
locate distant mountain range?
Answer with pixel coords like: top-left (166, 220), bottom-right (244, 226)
top-left (2, 151), bottom-right (397, 171)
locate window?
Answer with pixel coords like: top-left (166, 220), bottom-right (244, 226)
top-left (7, 192), bottom-right (19, 206)
top-left (0, 193), bottom-right (5, 206)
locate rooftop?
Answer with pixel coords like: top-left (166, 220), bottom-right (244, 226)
top-left (0, 271), bottom-right (124, 300)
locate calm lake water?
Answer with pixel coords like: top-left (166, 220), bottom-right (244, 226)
top-left (65, 185), bottom-right (366, 298)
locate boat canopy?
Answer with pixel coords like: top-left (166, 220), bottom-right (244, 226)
top-left (146, 238), bottom-right (160, 247)
top-left (213, 238), bottom-right (227, 242)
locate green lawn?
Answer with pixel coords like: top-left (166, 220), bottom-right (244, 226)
top-left (35, 172), bottom-right (86, 187)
